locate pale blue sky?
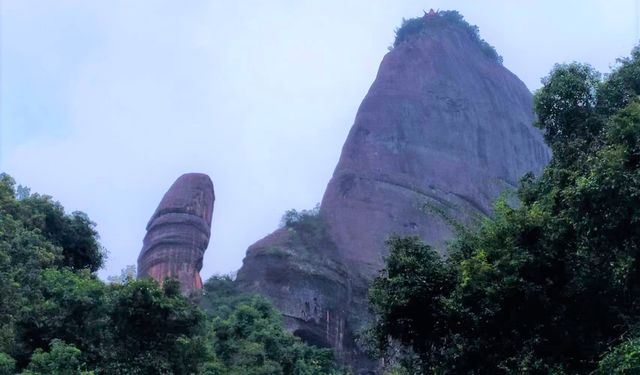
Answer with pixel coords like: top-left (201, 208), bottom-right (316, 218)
top-left (1, 1), bottom-right (637, 280)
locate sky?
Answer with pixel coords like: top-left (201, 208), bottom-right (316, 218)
top-left (1, 0), bottom-right (638, 280)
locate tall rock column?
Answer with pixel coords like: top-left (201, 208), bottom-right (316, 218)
top-left (137, 173), bottom-right (215, 294)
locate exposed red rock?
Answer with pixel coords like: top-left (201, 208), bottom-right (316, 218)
top-left (238, 11), bottom-right (550, 373)
top-left (137, 173), bottom-right (214, 294)
top-left (321, 18), bottom-right (549, 280)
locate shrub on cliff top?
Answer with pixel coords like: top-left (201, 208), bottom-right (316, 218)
top-left (280, 204), bottom-right (320, 228)
top-left (393, 10), bottom-right (503, 64)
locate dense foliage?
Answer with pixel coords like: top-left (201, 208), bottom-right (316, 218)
top-left (0, 176), bottom-right (209, 373)
top-left (393, 10), bottom-right (502, 64)
top-left (200, 276), bottom-right (347, 374)
top-left (277, 205), bottom-right (338, 259)
top-left (369, 47), bottom-right (640, 374)
top-left (0, 175), bottom-right (344, 374)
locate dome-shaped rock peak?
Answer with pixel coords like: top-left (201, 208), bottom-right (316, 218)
top-left (137, 173), bottom-right (215, 294)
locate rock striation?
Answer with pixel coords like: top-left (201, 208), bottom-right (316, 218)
top-left (137, 173), bottom-right (215, 294)
top-left (237, 11), bottom-right (550, 373)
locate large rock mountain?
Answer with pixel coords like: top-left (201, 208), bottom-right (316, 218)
top-left (321, 12), bottom-right (550, 279)
top-left (239, 10), bottom-right (550, 373)
top-left (138, 173), bottom-right (215, 294)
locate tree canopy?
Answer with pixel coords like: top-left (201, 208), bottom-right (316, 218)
top-left (0, 174), bottom-right (344, 374)
top-left (199, 276), bottom-right (348, 375)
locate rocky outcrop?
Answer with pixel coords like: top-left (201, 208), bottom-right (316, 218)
top-left (237, 211), bottom-right (376, 370)
top-left (237, 11), bottom-right (550, 373)
top-left (320, 12), bottom-right (550, 280)
top-left (138, 173), bottom-right (215, 294)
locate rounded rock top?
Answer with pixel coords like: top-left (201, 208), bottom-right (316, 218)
top-left (149, 173), bottom-right (215, 228)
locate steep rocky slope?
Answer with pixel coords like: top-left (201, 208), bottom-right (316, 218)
top-left (236, 11), bottom-right (550, 373)
top-left (138, 173), bottom-right (215, 294)
top-left (321, 12), bottom-right (549, 279)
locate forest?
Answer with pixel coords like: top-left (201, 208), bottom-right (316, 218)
top-left (0, 175), bottom-right (346, 374)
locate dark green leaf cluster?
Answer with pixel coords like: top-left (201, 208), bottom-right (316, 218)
top-left (393, 10), bottom-right (503, 64)
top-left (20, 339), bottom-right (90, 375)
top-left (0, 174), bottom-right (104, 272)
top-left (200, 276), bottom-right (348, 374)
top-left (367, 236), bottom-right (455, 363)
top-left (369, 47), bottom-right (640, 374)
top-left (595, 336), bottom-right (640, 374)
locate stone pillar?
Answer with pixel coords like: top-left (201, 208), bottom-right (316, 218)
top-left (137, 173), bottom-right (214, 294)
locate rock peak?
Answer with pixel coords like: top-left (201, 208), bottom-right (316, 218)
top-left (138, 173), bottom-right (215, 294)
top-left (238, 10), bottom-right (549, 372)
top-left (394, 9), bottom-right (503, 64)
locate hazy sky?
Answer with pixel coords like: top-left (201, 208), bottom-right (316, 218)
top-left (1, 1), bottom-right (637, 280)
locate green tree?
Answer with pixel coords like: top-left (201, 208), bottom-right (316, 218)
top-left (534, 63), bottom-right (601, 149)
top-left (368, 236), bottom-right (455, 367)
top-left (201, 276), bottom-right (347, 375)
top-left (0, 173), bottom-right (345, 374)
top-left (0, 173), bottom-right (104, 273)
top-left (0, 175), bottom-right (214, 373)
top-left (12, 268), bottom-right (107, 367)
top-left (0, 353), bottom-right (16, 375)
top-left (0, 175), bottom-right (65, 365)
top-left (21, 339), bottom-right (90, 375)
top-left (17, 195), bottom-right (104, 272)
top-left (596, 336), bottom-right (640, 374)
top-left (98, 278), bottom-right (210, 374)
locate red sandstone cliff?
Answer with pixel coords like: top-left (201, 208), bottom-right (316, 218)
top-left (237, 11), bottom-right (550, 373)
top-left (321, 13), bottom-right (549, 280)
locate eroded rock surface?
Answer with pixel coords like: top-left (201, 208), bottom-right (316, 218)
top-left (237, 12), bottom-right (550, 373)
top-left (237, 213), bottom-right (375, 370)
top-left (321, 17), bottom-right (550, 280)
top-left (138, 173), bottom-right (214, 294)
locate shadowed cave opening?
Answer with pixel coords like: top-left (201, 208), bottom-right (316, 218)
top-left (293, 328), bottom-right (331, 348)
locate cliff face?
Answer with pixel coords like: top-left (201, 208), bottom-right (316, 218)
top-left (236, 212), bottom-right (373, 369)
top-left (138, 173), bottom-right (215, 294)
top-left (237, 12), bottom-right (550, 373)
top-left (321, 16), bottom-right (549, 280)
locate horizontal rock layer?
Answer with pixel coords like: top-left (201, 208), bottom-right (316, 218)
top-left (138, 173), bottom-right (215, 294)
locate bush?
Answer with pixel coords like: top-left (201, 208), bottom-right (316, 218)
top-left (22, 339), bottom-right (87, 375)
top-left (200, 276), bottom-right (348, 374)
top-left (393, 10), bottom-right (503, 64)
top-left (279, 204), bottom-right (320, 228)
top-left (0, 353), bottom-right (15, 375)
top-left (597, 337), bottom-right (640, 374)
